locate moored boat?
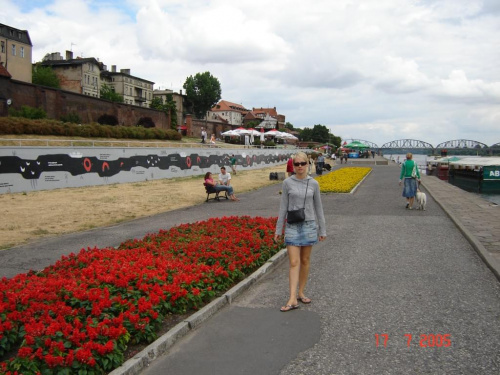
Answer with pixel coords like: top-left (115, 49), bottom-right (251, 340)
top-left (448, 157), bottom-right (500, 194)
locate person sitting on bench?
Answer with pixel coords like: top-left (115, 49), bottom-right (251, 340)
top-left (204, 172), bottom-right (239, 201)
top-left (218, 167), bottom-right (232, 187)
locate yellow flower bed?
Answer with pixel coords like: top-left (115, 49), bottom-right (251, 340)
top-left (315, 167), bottom-right (372, 193)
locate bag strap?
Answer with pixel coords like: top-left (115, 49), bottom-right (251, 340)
top-left (288, 178), bottom-right (310, 210)
top-left (302, 179), bottom-right (310, 208)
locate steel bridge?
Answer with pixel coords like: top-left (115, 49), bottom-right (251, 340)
top-left (340, 139), bottom-right (499, 155)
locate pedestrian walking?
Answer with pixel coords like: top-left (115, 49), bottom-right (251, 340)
top-left (399, 152), bottom-right (421, 209)
top-left (230, 154), bottom-right (237, 174)
top-left (274, 151), bottom-right (326, 312)
top-left (201, 128), bottom-right (207, 144)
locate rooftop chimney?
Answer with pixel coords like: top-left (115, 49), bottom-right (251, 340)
top-left (65, 50), bottom-right (73, 60)
top-left (111, 65), bottom-right (116, 72)
top-left (120, 68), bottom-right (131, 75)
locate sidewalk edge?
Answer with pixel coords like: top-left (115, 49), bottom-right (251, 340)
top-left (422, 181), bottom-right (500, 282)
top-left (108, 248), bottom-right (288, 375)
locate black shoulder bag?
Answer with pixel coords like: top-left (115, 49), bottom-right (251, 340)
top-left (287, 179), bottom-right (309, 223)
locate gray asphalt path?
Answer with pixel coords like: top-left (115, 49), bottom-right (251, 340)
top-left (2, 164), bottom-right (499, 374)
top-left (141, 165), bottom-right (500, 375)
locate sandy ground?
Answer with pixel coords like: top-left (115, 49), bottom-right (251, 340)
top-left (0, 165), bottom-right (286, 249)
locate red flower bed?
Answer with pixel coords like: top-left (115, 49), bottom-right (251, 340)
top-left (0, 216), bottom-right (282, 374)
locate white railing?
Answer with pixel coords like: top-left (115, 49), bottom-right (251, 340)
top-left (0, 138), bottom-right (302, 149)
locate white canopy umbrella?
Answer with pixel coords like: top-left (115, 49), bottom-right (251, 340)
top-left (221, 130), bottom-right (240, 136)
top-left (247, 128), bottom-right (261, 136)
top-left (264, 129), bottom-right (281, 136)
top-left (233, 128), bottom-right (252, 135)
top-left (278, 132), bottom-right (298, 140)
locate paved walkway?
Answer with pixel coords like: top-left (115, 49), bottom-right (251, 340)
top-left (1, 159), bottom-right (499, 374)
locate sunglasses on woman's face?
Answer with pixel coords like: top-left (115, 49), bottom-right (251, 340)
top-left (293, 162), bottom-right (308, 166)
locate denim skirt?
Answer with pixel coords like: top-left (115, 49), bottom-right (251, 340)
top-left (402, 178), bottom-right (417, 198)
top-left (285, 220), bottom-right (318, 246)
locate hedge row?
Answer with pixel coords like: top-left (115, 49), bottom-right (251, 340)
top-left (0, 117), bottom-right (182, 141)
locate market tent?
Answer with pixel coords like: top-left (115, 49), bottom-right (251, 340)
top-left (344, 141), bottom-right (369, 149)
top-left (221, 130), bottom-right (240, 136)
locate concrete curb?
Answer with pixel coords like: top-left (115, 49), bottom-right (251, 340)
top-left (421, 180), bottom-right (500, 282)
top-left (108, 248), bottom-right (288, 375)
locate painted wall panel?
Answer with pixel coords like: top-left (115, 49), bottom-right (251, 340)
top-left (0, 147), bottom-right (292, 194)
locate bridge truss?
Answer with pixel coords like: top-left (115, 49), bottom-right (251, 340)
top-left (434, 139), bottom-right (489, 149)
top-left (380, 139), bottom-right (434, 149)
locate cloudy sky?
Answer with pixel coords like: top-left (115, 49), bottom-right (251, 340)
top-left (2, 0), bottom-right (499, 147)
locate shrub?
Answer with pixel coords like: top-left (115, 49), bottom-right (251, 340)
top-left (263, 140), bottom-right (276, 147)
top-left (137, 117), bottom-right (156, 128)
top-left (8, 105), bottom-right (47, 119)
top-left (164, 129), bottom-right (182, 141)
top-left (97, 114), bottom-right (119, 126)
top-left (60, 112), bottom-right (81, 124)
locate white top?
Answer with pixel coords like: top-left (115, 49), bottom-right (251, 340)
top-left (219, 172), bottom-right (231, 185)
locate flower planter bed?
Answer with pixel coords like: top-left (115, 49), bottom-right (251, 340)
top-left (0, 216), bottom-right (282, 375)
top-left (315, 167), bottom-right (372, 193)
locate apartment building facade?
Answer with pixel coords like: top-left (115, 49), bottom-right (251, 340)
top-left (0, 23), bottom-right (33, 83)
top-left (101, 66), bottom-right (154, 107)
top-left (40, 51), bottom-right (103, 97)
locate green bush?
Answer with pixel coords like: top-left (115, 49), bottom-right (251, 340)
top-left (263, 140), bottom-right (276, 147)
top-left (8, 105), bottom-right (47, 119)
top-left (0, 117), bottom-right (180, 141)
top-left (60, 112), bottom-right (81, 124)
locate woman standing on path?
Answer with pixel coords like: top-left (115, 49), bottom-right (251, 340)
top-left (274, 151), bottom-right (326, 312)
top-left (399, 152), bottom-right (421, 209)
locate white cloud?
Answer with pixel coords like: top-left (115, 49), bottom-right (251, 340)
top-left (1, 0), bottom-right (499, 147)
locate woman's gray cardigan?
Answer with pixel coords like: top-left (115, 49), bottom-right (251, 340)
top-left (275, 175), bottom-right (326, 237)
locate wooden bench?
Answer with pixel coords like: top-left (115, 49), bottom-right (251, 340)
top-left (204, 183), bottom-right (229, 202)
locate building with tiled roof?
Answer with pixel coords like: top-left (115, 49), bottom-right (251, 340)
top-left (0, 23), bottom-right (32, 83)
top-left (0, 63), bottom-right (12, 79)
top-left (251, 107), bottom-right (285, 129)
top-left (208, 100), bottom-right (249, 127)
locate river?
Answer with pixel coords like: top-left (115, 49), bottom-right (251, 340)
top-left (383, 154), bottom-right (500, 205)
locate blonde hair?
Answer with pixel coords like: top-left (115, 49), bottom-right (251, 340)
top-left (406, 153), bottom-right (413, 159)
top-left (293, 152), bottom-right (308, 163)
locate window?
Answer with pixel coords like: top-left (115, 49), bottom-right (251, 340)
top-left (11, 44), bottom-right (16, 56)
top-left (1, 41), bottom-right (4, 53)
top-left (20, 47), bottom-right (24, 58)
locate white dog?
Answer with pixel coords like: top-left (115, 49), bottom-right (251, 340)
top-left (416, 189), bottom-right (427, 211)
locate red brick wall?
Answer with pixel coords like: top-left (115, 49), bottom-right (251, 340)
top-left (0, 78), bottom-right (169, 129)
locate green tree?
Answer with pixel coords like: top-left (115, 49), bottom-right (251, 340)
top-left (311, 124), bottom-right (330, 143)
top-left (284, 122), bottom-right (294, 130)
top-left (32, 64), bottom-right (60, 88)
top-left (150, 95), bottom-right (178, 130)
top-left (299, 127), bottom-right (313, 142)
top-left (100, 83), bottom-right (124, 103)
top-left (183, 72), bottom-right (222, 119)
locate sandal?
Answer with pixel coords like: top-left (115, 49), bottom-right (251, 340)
top-left (280, 304), bottom-right (299, 312)
top-left (297, 296), bottom-right (312, 304)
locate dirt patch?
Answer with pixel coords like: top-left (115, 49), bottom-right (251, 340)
top-left (0, 165), bottom-right (286, 249)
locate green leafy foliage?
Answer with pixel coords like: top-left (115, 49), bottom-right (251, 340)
top-left (32, 64), bottom-right (60, 88)
top-left (100, 84), bottom-right (124, 103)
top-left (0, 117), bottom-right (182, 141)
top-left (183, 72), bottom-right (221, 119)
top-left (8, 105), bottom-right (47, 119)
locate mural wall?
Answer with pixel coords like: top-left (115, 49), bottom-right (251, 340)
top-left (0, 147), bottom-right (293, 194)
